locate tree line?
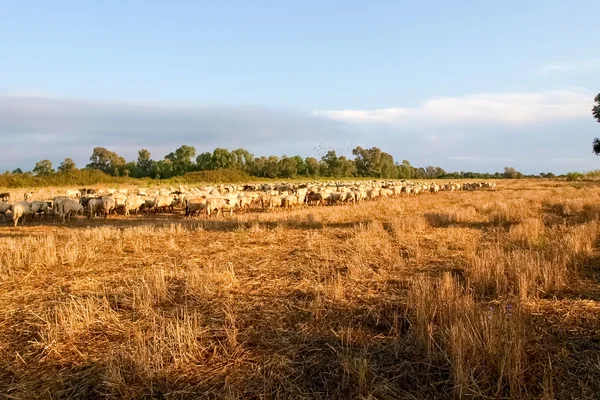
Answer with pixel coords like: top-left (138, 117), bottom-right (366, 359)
top-left (7, 146), bottom-right (541, 181)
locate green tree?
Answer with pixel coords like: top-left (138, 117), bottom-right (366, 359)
top-left (352, 146), bottom-right (397, 178)
top-left (136, 149), bottom-right (154, 177)
top-left (264, 156), bottom-right (279, 178)
top-left (196, 152), bottom-right (214, 170)
top-left (503, 166), bottom-right (521, 179)
top-left (11, 168), bottom-right (23, 174)
top-left (230, 148), bottom-right (254, 171)
top-left (87, 147), bottom-right (126, 175)
top-left (592, 94), bottom-right (600, 155)
top-left (304, 157), bottom-right (320, 176)
top-left (424, 166), bottom-right (446, 178)
top-left (397, 160), bottom-right (415, 179)
top-left (58, 158), bottom-right (77, 173)
top-left (250, 156), bottom-right (267, 177)
top-left (155, 159), bottom-right (174, 179)
top-left (211, 148), bottom-right (232, 169)
top-left (123, 161), bottom-right (138, 177)
top-left (337, 156), bottom-right (356, 177)
top-left (320, 151), bottom-right (340, 177)
top-left (33, 159), bottom-right (55, 176)
top-left (277, 156), bottom-right (298, 178)
top-left (292, 155), bottom-right (307, 176)
top-left (165, 145), bottom-right (196, 175)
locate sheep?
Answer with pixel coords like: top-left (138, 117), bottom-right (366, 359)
top-left (56, 199), bottom-right (84, 223)
top-left (100, 197), bottom-right (116, 218)
top-left (12, 202), bottom-right (32, 227)
top-left (124, 196), bottom-right (146, 216)
top-left (186, 198), bottom-right (208, 217)
top-left (268, 195), bottom-right (283, 211)
top-left (237, 195), bottom-right (254, 213)
top-left (282, 195), bottom-right (299, 210)
top-left (52, 196), bottom-right (71, 215)
top-left (65, 189), bottom-right (81, 199)
top-left (86, 198), bottom-right (103, 218)
top-left (0, 202), bottom-right (11, 221)
top-left (306, 192), bottom-right (324, 206)
top-left (29, 201), bottom-right (50, 220)
top-left (153, 195), bottom-right (176, 214)
top-left (327, 192), bottom-right (344, 206)
top-left (206, 197), bottom-right (237, 218)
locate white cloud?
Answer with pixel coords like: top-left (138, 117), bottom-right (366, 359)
top-left (314, 89), bottom-right (593, 126)
top-left (1, 90), bottom-right (598, 175)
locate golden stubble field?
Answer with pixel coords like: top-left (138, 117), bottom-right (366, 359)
top-left (0, 179), bottom-right (599, 399)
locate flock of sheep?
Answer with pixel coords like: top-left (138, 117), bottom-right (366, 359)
top-left (0, 180), bottom-right (497, 227)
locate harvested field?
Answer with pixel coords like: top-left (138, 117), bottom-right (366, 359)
top-left (0, 179), bottom-right (599, 398)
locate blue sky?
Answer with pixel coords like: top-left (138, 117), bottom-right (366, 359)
top-left (1, 1), bottom-right (599, 173)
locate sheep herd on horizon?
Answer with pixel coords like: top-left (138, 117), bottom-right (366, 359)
top-left (0, 180), bottom-right (497, 227)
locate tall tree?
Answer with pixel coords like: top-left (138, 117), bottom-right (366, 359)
top-left (304, 157), bottom-right (320, 176)
top-left (196, 152), bottom-right (214, 170)
top-left (211, 148), bottom-right (232, 169)
top-left (250, 156), bottom-right (267, 177)
top-left (155, 159), bottom-right (174, 179)
top-left (337, 156), bottom-right (356, 177)
top-left (136, 149), bottom-right (154, 177)
top-left (593, 94), bottom-right (600, 155)
top-left (397, 160), bottom-right (415, 179)
top-left (352, 146), bottom-right (396, 178)
top-left (87, 147), bottom-right (126, 175)
top-left (165, 145), bottom-right (196, 175)
top-left (264, 156), bottom-right (279, 178)
top-left (503, 166), bottom-right (521, 179)
top-left (33, 160), bottom-right (55, 176)
top-left (320, 151), bottom-right (340, 177)
top-left (277, 156), bottom-right (298, 178)
top-left (58, 158), bottom-right (77, 172)
top-left (230, 148), bottom-right (254, 170)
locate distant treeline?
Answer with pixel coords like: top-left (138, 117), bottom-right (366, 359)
top-left (0, 145), bottom-right (572, 188)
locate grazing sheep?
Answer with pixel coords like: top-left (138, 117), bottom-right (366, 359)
top-left (0, 202), bottom-right (11, 221)
top-left (100, 197), bottom-right (116, 218)
top-left (268, 195), bottom-right (283, 211)
top-left (186, 198), bottom-right (208, 217)
top-left (52, 197), bottom-right (71, 215)
top-left (124, 196), bottom-right (146, 216)
top-left (12, 202), bottom-right (32, 227)
top-left (86, 198), bottom-right (103, 218)
top-left (56, 199), bottom-right (84, 223)
top-left (153, 195), bottom-right (176, 214)
top-left (206, 197), bottom-right (237, 217)
top-left (282, 195), bottom-right (299, 210)
top-left (29, 201), bottom-right (50, 220)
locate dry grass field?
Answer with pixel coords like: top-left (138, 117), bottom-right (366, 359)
top-left (1, 179), bottom-right (600, 399)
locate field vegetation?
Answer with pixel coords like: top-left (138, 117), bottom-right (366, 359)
top-left (0, 179), bottom-right (599, 398)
